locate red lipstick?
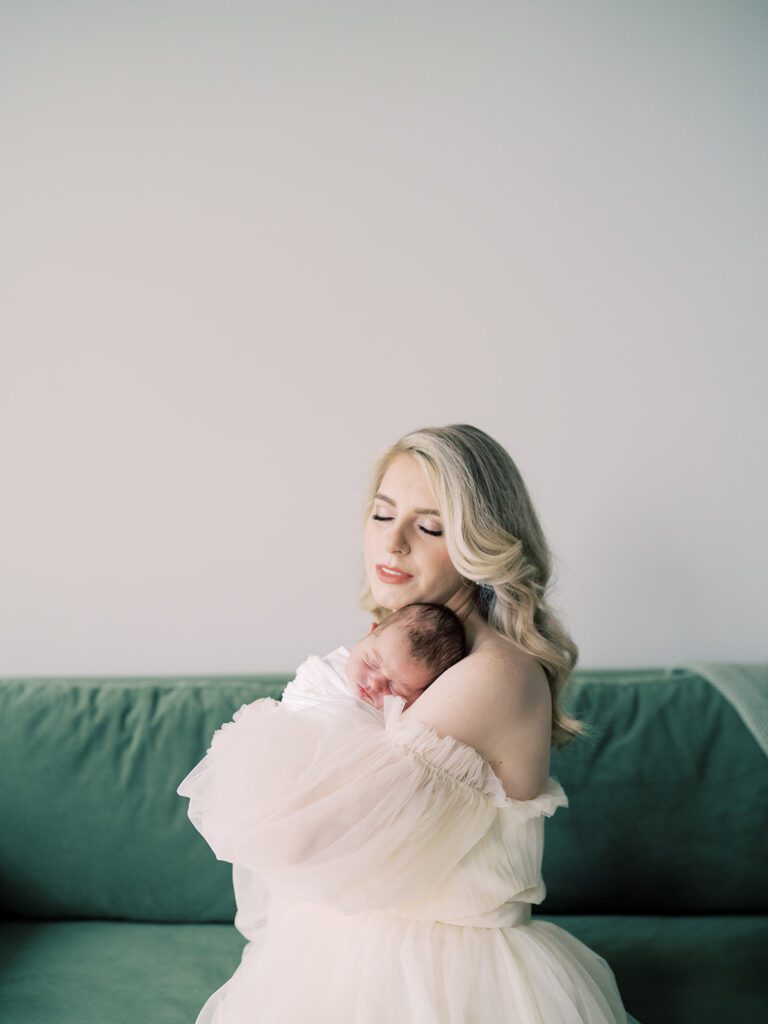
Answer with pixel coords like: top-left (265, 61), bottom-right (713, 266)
top-left (376, 564), bottom-right (413, 584)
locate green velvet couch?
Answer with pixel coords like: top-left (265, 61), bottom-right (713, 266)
top-left (1, 663), bottom-right (766, 1023)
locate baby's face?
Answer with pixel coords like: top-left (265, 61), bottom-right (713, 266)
top-left (345, 622), bottom-right (436, 711)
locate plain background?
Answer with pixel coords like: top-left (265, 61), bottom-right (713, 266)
top-left (1, 1), bottom-right (766, 675)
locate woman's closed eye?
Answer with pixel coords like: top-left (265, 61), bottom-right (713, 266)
top-left (371, 514), bottom-right (443, 537)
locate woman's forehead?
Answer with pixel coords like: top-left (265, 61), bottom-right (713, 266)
top-left (379, 456), bottom-right (439, 508)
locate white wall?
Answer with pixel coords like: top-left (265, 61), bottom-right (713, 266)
top-left (2, 1), bottom-right (765, 675)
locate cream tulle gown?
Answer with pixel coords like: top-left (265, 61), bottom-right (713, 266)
top-left (177, 646), bottom-right (640, 1024)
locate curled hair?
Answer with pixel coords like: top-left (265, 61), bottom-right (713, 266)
top-left (358, 424), bottom-right (593, 750)
top-left (378, 602), bottom-right (466, 681)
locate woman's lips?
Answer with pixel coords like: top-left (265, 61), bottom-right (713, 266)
top-left (376, 564), bottom-right (413, 584)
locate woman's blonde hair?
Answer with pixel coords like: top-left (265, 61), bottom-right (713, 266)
top-left (358, 423), bottom-right (592, 751)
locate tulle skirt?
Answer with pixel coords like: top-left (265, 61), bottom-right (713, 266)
top-left (194, 893), bottom-right (639, 1024)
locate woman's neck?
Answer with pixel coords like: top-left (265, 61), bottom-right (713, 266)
top-left (461, 607), bottom-right (494, 653)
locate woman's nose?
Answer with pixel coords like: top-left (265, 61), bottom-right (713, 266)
top-left (385, 523), bottom-right (409, 553)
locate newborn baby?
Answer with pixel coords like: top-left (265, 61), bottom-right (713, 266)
top-left (345, 602), bottom-right (467, 711)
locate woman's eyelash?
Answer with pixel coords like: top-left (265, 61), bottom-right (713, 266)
top-left (371, 514), bottom-right (443, 537)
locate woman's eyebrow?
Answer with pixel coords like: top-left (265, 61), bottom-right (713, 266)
top-left (373, 493), bottom-right (441, 516)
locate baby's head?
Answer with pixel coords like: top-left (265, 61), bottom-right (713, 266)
top-left (346, 602), bottom-right (467, 711)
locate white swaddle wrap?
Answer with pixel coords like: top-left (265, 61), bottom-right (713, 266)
top-left (279, 646), bottom-right (368, 711)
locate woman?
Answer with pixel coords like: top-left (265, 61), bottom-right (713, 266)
top-left (178, 423), bottom-right (641, 1023)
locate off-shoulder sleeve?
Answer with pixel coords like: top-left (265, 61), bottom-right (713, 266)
top-left (177, 693), bottom-right (503, 914)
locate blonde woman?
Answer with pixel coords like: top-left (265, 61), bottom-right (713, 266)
top-left (178, 423), bottom-right (641, 1023)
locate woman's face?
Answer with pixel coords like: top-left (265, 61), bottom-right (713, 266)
top-left (364, 453), bottom-right (467, 615)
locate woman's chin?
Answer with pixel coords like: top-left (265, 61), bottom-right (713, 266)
top-left (371, 588), bottom-right (409, 612)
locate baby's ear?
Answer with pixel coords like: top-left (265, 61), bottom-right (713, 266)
top-left (368, 621), bottom-right (379, 633)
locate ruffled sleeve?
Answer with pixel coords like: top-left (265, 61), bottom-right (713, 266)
top-left (177, 691), bottom-right (505, 914)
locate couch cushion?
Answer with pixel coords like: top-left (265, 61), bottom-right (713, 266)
top-left (0, 919), bottom-right (243, 1024)
top-left (1, 665), bottom-right (766, 920)
top-left (534, 912), bottom-right (768, 1024)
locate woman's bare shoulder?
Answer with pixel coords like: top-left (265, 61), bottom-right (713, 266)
top-left (424, 639), bottom-right (548, 717)
top-left (469, 641), bottom-right (553, 797)
top-left (471, 634), bottom-right (550, 694)
top-left (401, 637), bottom-right (552, 799)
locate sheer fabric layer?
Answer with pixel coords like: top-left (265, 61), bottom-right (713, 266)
top-left (197, 896), bottom-right (634, 1024)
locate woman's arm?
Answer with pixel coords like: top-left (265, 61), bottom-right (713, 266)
top-left (177, 693), bottom-right (500, 914)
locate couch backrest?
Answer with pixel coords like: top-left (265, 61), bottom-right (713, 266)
top-left (545, 667), bottom-right (767, 914)
top-left (1, 665), bottom-right (765, 922)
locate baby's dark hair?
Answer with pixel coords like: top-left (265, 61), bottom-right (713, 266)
top-left (376, 602), bottom-right (467, 680)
